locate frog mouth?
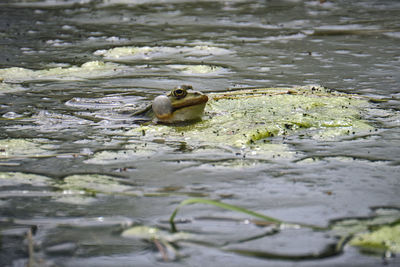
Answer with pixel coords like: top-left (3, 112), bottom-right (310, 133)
top-left (171, 95), bottom-right (209, 110)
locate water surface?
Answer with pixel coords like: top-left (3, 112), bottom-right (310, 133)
top-left (0, 0), bottom-right (399, 266)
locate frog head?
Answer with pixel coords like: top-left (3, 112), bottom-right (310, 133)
top-left (152, 85), bottom-right (208, 123)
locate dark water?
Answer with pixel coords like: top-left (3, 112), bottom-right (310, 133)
top-left (0, 0), bottom-right (400, 266)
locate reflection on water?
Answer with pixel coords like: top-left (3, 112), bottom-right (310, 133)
top-left (0, 0), bottom-right (400, 266)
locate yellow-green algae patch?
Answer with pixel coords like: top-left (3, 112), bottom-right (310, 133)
top-left (59, 174), bottom-right (133, 195)
top-left (0, 172), bottom-right (140, 204)
top-left (349, 223), bottom-right (400, 254)
top-left (0, 61), bottom-right (122, 83)
top-left (331, 208), bottom-right (400, 255)
top-left (0, 171), bottom-right (208, 203)
top-left (128, 86), bottom-right (373, 156)
top-left (55, 174), bottom-right (136, 204)
top-left (0, 172), bottom-right (52, 187)
top-left (0, 171), bottom-right (132, 195)
top-left (0, 81), bottom-right (27, 94)
top-left (93, 45), bottom-right (229, 74)
top-left (0, 139), bottom-right (50, 160)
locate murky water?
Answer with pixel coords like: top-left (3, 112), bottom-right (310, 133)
top-left (1, 0), bottom-right (400, 266)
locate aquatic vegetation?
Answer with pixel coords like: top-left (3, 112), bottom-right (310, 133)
top-left (0, 139), bottom-right (51, 160)
top-left (0, 61), bottom-right (125, 83)
top-left (349, 222), bottom-right (400, 254)
top-left (59, 174), bottom-right (133, 195)
top-left (0, 81), bottom-right (27, 94)
top-left (0, 171), bottom-right (134, 203)
top-left (0, 59), bottom-right (227, 87)
top-left (0, 172), bottom-right (52, 187)
top-left (93, 45), bottom-right (230, 75)
top-left (203, 85), bottom-right (373, 143)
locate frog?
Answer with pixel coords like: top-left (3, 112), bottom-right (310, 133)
top-left (133, 85), bottom-right (209, 124)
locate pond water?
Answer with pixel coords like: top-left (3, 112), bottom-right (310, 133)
top-left (1, 0), bottom-right (400, 266)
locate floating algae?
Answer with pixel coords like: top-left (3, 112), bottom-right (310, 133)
top-left (0, 61), bottom-right (125, 83)
top-left (349, 222), bottom-right (400, 254)
top-left (0, 139), bottom-right (51, 160)
top-left (93, 45), bottom-right (230, 75)
top-left (0, 172), bottom-right (52, 187)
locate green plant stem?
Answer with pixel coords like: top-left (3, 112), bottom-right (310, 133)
top-left (169, 198), bottom-right (327, 233)
top-left (169, 198), bottom-right (283, 232)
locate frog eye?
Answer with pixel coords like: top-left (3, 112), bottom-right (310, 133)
top-left (172, 88), bottom-right (187, 98)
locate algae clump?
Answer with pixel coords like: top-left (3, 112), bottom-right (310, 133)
top-left (0, 139), bottom-right (49, 160)
top-left (0, 61), bottom-right (123, 83)
top-left (349, 223), bottom-right (400, 254)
